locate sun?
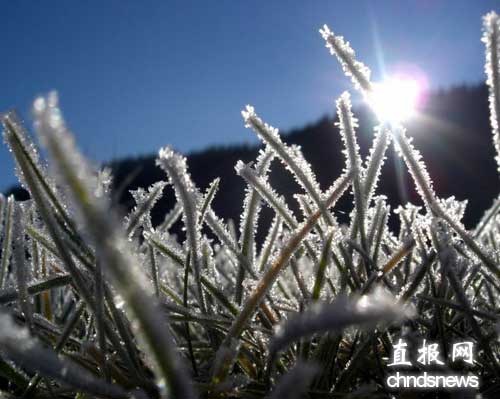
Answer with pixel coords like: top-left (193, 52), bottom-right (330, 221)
top-left (367, 78), bottom-right (420, 124)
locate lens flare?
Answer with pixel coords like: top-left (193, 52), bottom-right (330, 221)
top-left (368, 78), bottom-right (420, 124)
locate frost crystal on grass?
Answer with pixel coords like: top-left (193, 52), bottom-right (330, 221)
top-left (236, 160), bottom-right (298, 229)
top-left (157, 146), bottom-right (206, 312)
top-left (241, 106), bottom-right (325, 223)
top-left (33, 92), bottom-right (95, 198)
top-left (0, 196), bottom-right (14, 289)
top-left (2, 112), bottom-right (48, 192)
top-left (483, 12), bottom-right (500, 173)
top-left (320, 25), bottom-right (372, 93)
top-left (270, 287), bottom-right (413, 354)
top-left (392, 126), bottom-right (438, 212)
top-left (363, 124), bottom-right (391, 206)
top-left (126, 181), bottom-right (167, 236)
top-left (336, 92), bottom-right (363, 174)
top-left (236, 148), bottom-right (274, 301)
top-left (94, 167), bottom-right (113, 198)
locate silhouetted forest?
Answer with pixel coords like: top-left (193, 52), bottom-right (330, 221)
top-left (6, 84), bottom-right (498, 237)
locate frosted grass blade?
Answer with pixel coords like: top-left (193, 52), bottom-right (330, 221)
top-left (11, 203), bottom-right (33, 330)
top-left (236, 149), bottom-right (274, 303)
top-left (242, 106), bottom-right (335, 226)
top-left (336, 92), bottom-right (367, 252)
top-left (320, 25), bottom-right (372, 93)
top-left (212, 170), bottom-right (353, 383)
top-left (270, 288), bottom-right (413, 354)
top-left (157, 147), bottom-right (206, 313)
top-left (483, 12), bottom-right (500, 173)
top-left (33, 93), bottom-right (197, 399)
top-left (0, 274), bottom-right (71, 304)
top-left (0, 196), bottom-right (14, 288)
top-left (0, 313), bottom-right (127, 398)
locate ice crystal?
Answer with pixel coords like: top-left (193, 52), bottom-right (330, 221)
top-left (238, 148), bottom-right (274, 258)
top-left (32, 92), bottom-right (97, 207)
top-left (363, 124), bottom-right (392, 206)
top-left (157, 146), bottom-right (206, 311)
top-left (241, 106), bottom-right (324, 218)
top-left (271, 287), bottom-right (413, 354)
top-left (94, 167), bottom-right (113, 198)
top-left (0, 196), bottom-right (14, 289)
top-left (158, 202), bottom-right (183, 232)
top-left (12, 203), bottom-right (32, 329)
top-left (483, 12), bottom-right (500, 173)
top-left (319, 25), bottom-right (372, 93)
top-left (126, 181), bottom-right (167, 236)
top-left (257, 214), bottom-right (283, 272)
top-left (392, 126), bottom-right (438, 212)
top-left (2, 112), bottom-right (49, 192)
top-left (336, 92), bottom-right (363, 174)
top-left (236, 160), bottom-right (298, 229)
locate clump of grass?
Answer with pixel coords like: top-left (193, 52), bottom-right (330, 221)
top-left (0, 11), bottom-right (499, 399)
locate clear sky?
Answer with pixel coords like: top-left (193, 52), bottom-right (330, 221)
top-left (0, 0), bottom-right (498, 190)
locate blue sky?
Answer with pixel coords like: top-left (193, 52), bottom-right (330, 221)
top-left (0, 0), bottom-right (498, 190)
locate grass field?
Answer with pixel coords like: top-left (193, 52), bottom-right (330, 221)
top-left (0, 10), bottom-right (499, 399)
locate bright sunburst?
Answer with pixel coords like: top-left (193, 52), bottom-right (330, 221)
top-left (368, 78), bottom-right (420, 124)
